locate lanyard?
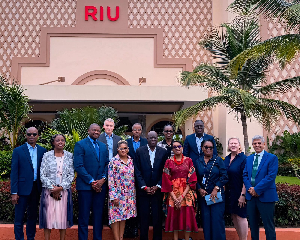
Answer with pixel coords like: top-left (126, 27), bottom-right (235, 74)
top-left (202, 157), bottom-right (217, 190)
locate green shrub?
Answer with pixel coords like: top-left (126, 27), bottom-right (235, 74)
top-left (0, 150), bottom-right (12, 180)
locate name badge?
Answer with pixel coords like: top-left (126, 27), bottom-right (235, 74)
top-left (202, 177), bottom-right (206, 185)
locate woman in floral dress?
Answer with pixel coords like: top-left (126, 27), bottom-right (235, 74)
top-left (108, 140), bottom-right (137, 240)
top-left (162, 140), bottom-right (198, 240)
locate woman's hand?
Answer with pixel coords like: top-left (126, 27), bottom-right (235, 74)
top-left (174, 196), bottom-right (182, 210)
top-left (50, 186), bottom-right (63, 200)
top-left (198, 188), bottom-right (208, 197)
top-left (112, 199), bottom-right (119, 207)
top-left (238, 195), bottom-right (246, 208)
top-left (210, 188), bottom-right (219, 203)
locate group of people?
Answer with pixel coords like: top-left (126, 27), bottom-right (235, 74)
top-left (10, 118), bottom-right (278, 240)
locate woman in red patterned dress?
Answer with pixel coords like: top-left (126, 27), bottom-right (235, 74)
top-left (162, 140), bottom-right (198, 240)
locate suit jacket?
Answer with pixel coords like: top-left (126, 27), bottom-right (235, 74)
top-left (243, 151), bottom-right (279, 202)
top-left (10, 143), bottom-right (47, 195)
top-left (134, 145), bottom-right (168, 196)
top-left (183, 133), bottom-right (217, 164)
top-left (126, 137), bottom-right (148, 160)
top-left (74, 138), bottom-right (109, 190)
top-left (98, 132), bottom-right (122, 159)
top-left (40, 150), bottom-right (75, 190)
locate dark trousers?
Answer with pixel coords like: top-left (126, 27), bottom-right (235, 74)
top-left (14, 181), bottom-right (39, 240)
top-left (199, 196), bottom-right (226, 240)
top-left (78, 186), bottom-right (107, 240)
top-left (247, 197), bottom-right (276, 240)
top-left (138, 192), bottom-right (162, 240)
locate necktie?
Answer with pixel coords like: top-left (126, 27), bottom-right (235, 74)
top-left (251, 154), bottom-right (259, 186)
top-left (94, 140), bottom-right (100, 159)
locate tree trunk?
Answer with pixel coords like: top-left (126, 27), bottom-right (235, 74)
top-left (241, 112), bottom-right (250, 156)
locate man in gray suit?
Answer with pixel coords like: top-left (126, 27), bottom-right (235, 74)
top-left (98, 118), bottom-right (122, 160)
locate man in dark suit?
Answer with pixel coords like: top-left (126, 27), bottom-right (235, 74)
top-left (98, 118), bottom-right (122, 160)
top-left (10, 127), bottom-right (47, 240)
top-left (74, 123), bottom-right (109, 240)
top-left (243, 135), bottom-right (278, 240)
top-left (134, 131), bottom-right (168, 240)
top-left (126, 123), bottom-right (148, 160)
top-left (183, 120), bottom-right (217, 164)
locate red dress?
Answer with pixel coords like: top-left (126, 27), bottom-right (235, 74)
top-left (162, 156), bottom-right (198, 232)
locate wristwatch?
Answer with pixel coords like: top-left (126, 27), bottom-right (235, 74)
top-left (241, 193), bottom-right (246, 197)
top-left (215, 186), bottom-right (220, 191)
top-left (103, 177), bottom-right (107, 181)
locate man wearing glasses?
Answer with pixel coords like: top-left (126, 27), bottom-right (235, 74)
top-left (183, 120), bottom-right (217, 164)
top-left (10, 127), bottom-right (47, 240)
top-left (157, 124), bottom-right (175, 158)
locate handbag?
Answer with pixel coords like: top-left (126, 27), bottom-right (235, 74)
top-left (202, 157), bottom-right (223, 205)
top-left (205, 191), bottom-right (222, 205)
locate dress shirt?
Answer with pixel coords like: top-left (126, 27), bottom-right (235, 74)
top-left (105, 133), bottom-right (114, 160)
top-left (195, 133), bottom-right (204, 154)
top-left (254, 150), bottom-right (265, 168)
top-left (26, 142), bottom-right (38, 181)
top-left (147, 145), bottom-right (156, 168)
top-left (87, 136), bottom-right (98, 183)
top-left (132, 137), bottom-right (141, 152)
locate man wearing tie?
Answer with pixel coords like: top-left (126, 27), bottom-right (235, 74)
top-left (183, 120), bottom-right (217, 164)
top-left (74, 123), bottom-right (109, 240)
top-left (10, 127), bottom-right (47, 240)
top-left (134, 131), bottom-right (168, 240)
top-left (98, 118), bottom-right (122, 160)
top-left (243, 135), bottom-right (278, 240)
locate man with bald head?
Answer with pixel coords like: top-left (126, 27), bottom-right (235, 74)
top-left (11, 127), bottom-right (47, 240)
top-left (74, 123), bottom-right (109, 240)
top-left (134, 131), bottom-right (168, 240)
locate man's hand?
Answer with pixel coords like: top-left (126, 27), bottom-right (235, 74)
top-left (198, 188), bottom-right (208, 197)
top-left (11, 194), bottom-right (19, 205)
top-left (248, 187), bottom-right (258, 197)
top-left (150, 186), bottom-right (159, 195)
top-left (145, 187), bottom-right (152, 195)
top-left (91, 181), bottom-right (101, 192)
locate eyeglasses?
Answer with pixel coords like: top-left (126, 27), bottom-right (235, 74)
top-left (118, 147), bottom-right (129, 151)
top-left (27, 133), bottom-right (38, 137)
top-left (203, 146), bottom-right (213, 150)
top-left (164, 130), bottom-right (173, 133)
top-left (133, 129), bottom-right (142, 132)
top-left (173, 145), bottom-right (182, 149)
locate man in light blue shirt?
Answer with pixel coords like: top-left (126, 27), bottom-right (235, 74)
top-left (98, 118), bottom-right (122, 160)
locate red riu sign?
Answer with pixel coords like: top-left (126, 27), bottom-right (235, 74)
top-left (85, 6), bottom-right (120, 21)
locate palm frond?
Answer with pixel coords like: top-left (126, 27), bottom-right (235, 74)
top-left (229, 0), bottom-right (300, 30)
top-left (257, 76), bottom-right (300, 95)
top-left (230, 34), bottom-right (300, 77)
top-left (260, 98), bottom-right (300, 125)
top-left (174, 95), bottom-right (230, 128)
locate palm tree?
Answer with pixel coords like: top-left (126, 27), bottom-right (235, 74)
top-left (174, 16), bottom-right (300, 155)
top-left (0, 76), bottom-right (31, 149)
top-left (228, 0), bottom-right (300, 74)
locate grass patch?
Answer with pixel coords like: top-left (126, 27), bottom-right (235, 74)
top-left (276, 176), bottom-right (300, 185)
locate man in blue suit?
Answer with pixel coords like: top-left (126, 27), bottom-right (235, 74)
top-left (134, 131), bottom-right (168, 240)
top-left (183, 120), bottom-right (217, 164)
top-left (10, 127), bottom-right (47, 240)
top-left (126, 123), bottom-right (148, 160)
top-left (243, 135), bottom-right (278, 240)
top-left (74, 123), bottom-right (109, 240)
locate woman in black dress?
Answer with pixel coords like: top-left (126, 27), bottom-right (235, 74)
top-left (224, 137), bottom-right (248, 240)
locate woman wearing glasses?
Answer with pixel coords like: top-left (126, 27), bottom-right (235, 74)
top-left (162, 141), bottom-right (198, 240)
top-left (194, 139), bottom-right (228, 240)
top-left (108, 140), bottom-right (137, 240)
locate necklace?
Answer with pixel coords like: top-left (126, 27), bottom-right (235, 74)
top-left (173, 155), bottom-right (184, 165)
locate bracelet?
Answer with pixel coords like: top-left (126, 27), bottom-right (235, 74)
top-left (144, 186), bottom-right (147, 191)
top-left (182, 194), bottom-right (184, 198)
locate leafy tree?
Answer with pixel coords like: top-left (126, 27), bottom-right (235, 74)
top-left (228, 0), bottom-right (300, 74)
top-left (174, 16), bottom-right (300, 155)
top-left (51, 106), bottom-right (127, 141)
top-left (0, 76), bottom-right (31, 149)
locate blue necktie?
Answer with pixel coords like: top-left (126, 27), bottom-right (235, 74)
top-left (93, 140), bottom-right (100, 159)
top-left (251, 154), bottom-right (259, 186)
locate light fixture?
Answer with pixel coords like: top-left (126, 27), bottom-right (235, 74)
top-left (40, 77), bottom-right (65, 85)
